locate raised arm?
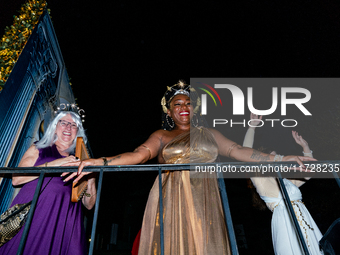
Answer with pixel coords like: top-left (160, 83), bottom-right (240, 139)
top-left (243, 113), bottom-right (262, 148)
top-left (291, 130), bottom-right (314, 185)
top-left (292, 130), bottom-right (313, 158)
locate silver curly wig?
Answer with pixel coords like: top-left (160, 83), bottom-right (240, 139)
top-left (35, 111), bottom-right (87, 153)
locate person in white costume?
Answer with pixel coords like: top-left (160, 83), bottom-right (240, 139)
top-left (244, 113), bottom-right (323, 255)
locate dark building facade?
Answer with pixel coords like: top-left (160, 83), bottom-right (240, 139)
top-left (0, 11), bottom-right (76, 213)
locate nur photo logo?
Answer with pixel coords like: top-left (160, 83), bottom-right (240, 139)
top-left (192, 78), bottom-right (313, 128)
top-left (197, 82), bottom-right (223, 115)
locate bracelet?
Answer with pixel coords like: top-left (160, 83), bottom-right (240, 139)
top-left (227, 143), bottom-right (237, 158)
top-left (84, 192), bottom-right (96, 198)
top-left (140, 145), bottom-right (152, 161)
top-left (273, 154), bottom-right (284, 162)
top-left (102, 157), bottom-right (108, 166)
top-left (302, 150), bottom-right (313, 156)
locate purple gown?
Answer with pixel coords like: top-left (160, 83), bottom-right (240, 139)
top-left (0, 144), bottom-right (87, 255)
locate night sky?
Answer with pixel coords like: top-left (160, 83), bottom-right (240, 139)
top-left (2, 0), bottom-right (340, 156)
top-left (1, 1), bottom-right (340, 254)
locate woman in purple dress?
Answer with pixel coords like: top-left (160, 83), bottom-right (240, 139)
top-left (0, 111), bottom-right (97, 255)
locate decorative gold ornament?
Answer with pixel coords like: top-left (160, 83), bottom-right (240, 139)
top-left (194, 97), bottom-right (201, 114)
top-left (0, 0), bottom-right (48, 88)
top-left (161, 96), bottom-right (167, 113)
top-left (178, 80), bottom-right (185, 88)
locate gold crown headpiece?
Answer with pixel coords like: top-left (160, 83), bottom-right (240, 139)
top-left (161, 80), bottom-right (201, 114)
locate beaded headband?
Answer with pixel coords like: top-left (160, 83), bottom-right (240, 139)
top-left (161, 80), bottom-right (201, 114)
top-left (54, 103), bottom-right (86, 122)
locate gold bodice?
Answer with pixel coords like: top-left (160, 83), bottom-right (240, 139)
top-left (162, 127), bottom-right (219, 164)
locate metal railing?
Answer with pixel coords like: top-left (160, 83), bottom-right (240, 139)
top-left (0, 161), bottom-right (339, 255)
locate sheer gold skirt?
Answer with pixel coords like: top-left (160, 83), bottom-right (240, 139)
top-left (138, 171), bottom-right (231, 255)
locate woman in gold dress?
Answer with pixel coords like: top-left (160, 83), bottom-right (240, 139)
top-left (64, 81), bottom-right (314, 255)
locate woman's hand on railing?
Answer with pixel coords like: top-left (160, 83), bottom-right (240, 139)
top-left (282, 155), bottom-right (317, 172)
top-left (61, 158), bottom-right (102, 183)
top-left (45, 155), bottom-right (79, 167)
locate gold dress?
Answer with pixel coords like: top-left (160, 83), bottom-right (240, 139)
top-left (138, 127), bottom-right (231, 255)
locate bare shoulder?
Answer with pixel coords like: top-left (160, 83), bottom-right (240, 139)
top-left (208, 128), bottom-right (235, 141)
top-left (207, 128), bottom-right (224, 139)
top-left (145, 129), bottom-right (179, 149)
top-left (150, 129), bottom-right (169, 139)
top-left (207, 128), bottom-right (238, 151)
top-left (142, 129), bottom-right (169, 148)
top-left (25, 144), bottom-right (40, 155)
top-left (18, 144), bottom-right (40, 167)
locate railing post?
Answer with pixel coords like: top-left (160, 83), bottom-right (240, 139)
top-left (89, 168), bottom-right (104, 255)
top-left (276, 173), bottom-right (310, 255)
top-left (216, 166), bottom-right (239, 255)
top-left (158, 166), bottom-right (165, 255)
top-left (17, 171), bottom-right (45, 255)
